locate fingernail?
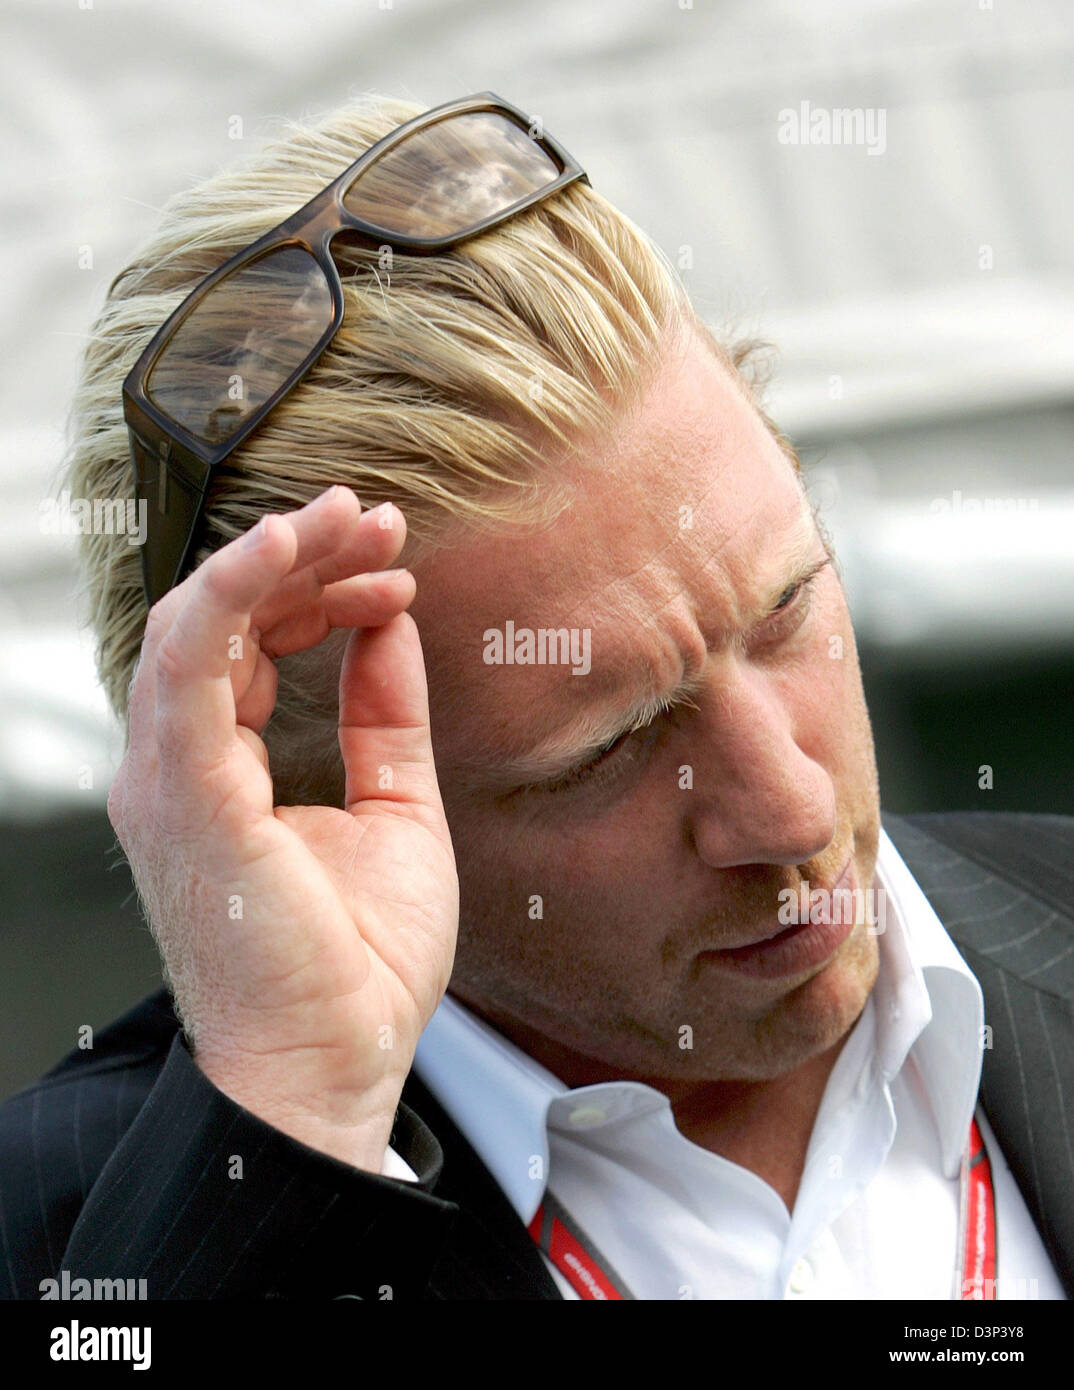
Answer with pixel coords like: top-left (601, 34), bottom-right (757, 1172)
top-left (243, 517), bottom-right (268, 549)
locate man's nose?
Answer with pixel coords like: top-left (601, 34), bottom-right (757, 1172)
top-left (682, 658), bottom-right (837, 868)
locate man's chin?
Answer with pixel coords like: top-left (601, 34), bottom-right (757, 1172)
top-left (698, 924), bottom-right (881, 1082)
top-left (776, 919), bottom-right (880, 1049)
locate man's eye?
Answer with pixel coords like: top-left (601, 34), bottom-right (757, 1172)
top-left (773, 581), bottom-right (802, 611)
top-left (761, 559), bottom-right (830, 635)
top-left (539, 730), bottom-right (635, 794)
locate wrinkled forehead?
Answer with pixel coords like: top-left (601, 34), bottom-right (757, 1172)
top-left (405, 334), bottom-right (810, 771)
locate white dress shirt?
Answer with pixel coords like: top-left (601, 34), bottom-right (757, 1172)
top-left (398, 829), bottom-right (1065, 1300)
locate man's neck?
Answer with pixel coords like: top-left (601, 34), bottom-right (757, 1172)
top-left (655, 1038), bottom-right (851, 1213)
top-left (453, 997), bottom-right (853, 1214)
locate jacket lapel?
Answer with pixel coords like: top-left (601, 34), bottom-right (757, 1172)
top-left (401, 1069), bottom-right (562, 1299)
top-left (884, 812), bottom-right (1074, 1298)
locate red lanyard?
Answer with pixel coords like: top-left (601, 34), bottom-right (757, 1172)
top-left (958, 1116), bottom-right (998, 1299)
top-left (528, 1114), bottom-right (997, 1301)
top-left (527, 1189), bottom-right (632, 1300)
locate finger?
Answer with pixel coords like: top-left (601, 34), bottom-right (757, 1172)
top-left (154, 478), bottom-right (395, 776)
top-left (301, 499), bottom-right (405, 585)
top-left (259, 569), bottom-right (416, 660)
top-left (338, 610), bottom-right (443, 817)
top-left (130, 485), bottom-right (354, 768)
top-left (233, 639), bottom-right (281, 735)
top-left (235, 724), bottom-right (272, 773)
top-left (253, 484), bottom-right (367, 584)
top-left (251, 500), bottom-right (407, 634)
top-left (154, 512), bottom-right (300, 779)
top-left (234, 566), bottom-right (415, 743)
top-left (232, 568), bottom-right (415, 730)
top-left (142, 484), bottom-right (365, 670)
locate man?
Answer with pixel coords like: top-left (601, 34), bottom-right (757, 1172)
top-left (2, 93), bottom-right (1071, 1302)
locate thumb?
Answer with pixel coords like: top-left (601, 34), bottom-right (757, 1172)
top-left (337, 610), bottom-right (445, 820)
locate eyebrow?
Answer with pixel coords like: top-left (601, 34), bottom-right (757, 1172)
top-left (468, 524), bottom-right (830, 792)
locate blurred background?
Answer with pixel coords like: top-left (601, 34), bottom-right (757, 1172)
top-left (2, 0), bottom-right (1072, 1098)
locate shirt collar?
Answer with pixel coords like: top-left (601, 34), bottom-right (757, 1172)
top-left (413, 991), bottom-right (563, 1225)
top-left (412, 826), bottom-right (984, 1222)
top-left (871, 824), bottom-right (984, 1174)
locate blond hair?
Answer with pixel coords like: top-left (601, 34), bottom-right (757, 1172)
top-left (65, 95), bottom-right (768, 806)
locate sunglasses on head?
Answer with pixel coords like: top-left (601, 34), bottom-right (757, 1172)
top-left (121, 91), bottom-right (589, 610)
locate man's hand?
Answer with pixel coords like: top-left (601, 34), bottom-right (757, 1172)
top-left (107, 486), bottom-right (459, 1172)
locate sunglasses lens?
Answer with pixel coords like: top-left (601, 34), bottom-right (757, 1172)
top-left (342, 111), bottom-right (561, 238)
top-left (145, 244), bottom-right (334, 444)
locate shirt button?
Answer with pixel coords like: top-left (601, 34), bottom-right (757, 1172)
top-left (567, 1104), bottom-right (607, 1128)
top-left (787, 1258), bottom-right (814, 1295)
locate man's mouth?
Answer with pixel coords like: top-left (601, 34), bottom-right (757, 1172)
top-left (696, 857), bottom-right (859, 980)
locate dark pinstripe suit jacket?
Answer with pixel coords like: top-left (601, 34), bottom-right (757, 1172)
top-left (2, 812), bottom-right (1072, 1300)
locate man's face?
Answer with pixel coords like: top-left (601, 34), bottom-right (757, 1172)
top-left (405, 326), bottom-right (882, 1084)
